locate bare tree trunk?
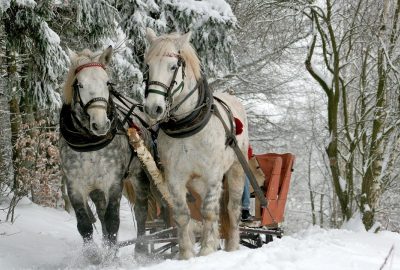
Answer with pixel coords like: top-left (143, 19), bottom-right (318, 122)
top-left (307, 145), bottom-right (316, 225)
top-left (360, 0), bottom-right (394, 230)
top-left (0, 21), bottom-right (13, 190)
top-left (305, 5), bottom-right (351, 221)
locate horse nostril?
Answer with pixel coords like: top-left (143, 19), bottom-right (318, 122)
top-left (91, 123), bottom-right (98, 131)
top-left (105, 120), bottom-right (110, 130)
top-left (144, 105), bottom-right (150, 114)
top-left (155, 106), bottom-right (163, 115)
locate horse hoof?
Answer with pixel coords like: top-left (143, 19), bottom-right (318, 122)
top-left (104, 246), bottom-right (118, 262)
top-left (134, 242), bottom-right (149, 255)
top-left (179, 250), bottom-right (195, 260)
top-left (225, 243), bottom-right (239, 252)
top-left (83, 243), bottom-right (102, 265)
top-left (199, 246), bottom-right (215, 257)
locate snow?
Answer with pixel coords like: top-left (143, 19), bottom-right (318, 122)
top-left (15, 0), bottom-right (36, 8)
top-left (166, 0), bottom-right (236, 23)
top-left (0, 0), bottom-right (10, 12)
top-left (341, 212), bottom-right (366, 232)
top-left (339, 176), bottom-right (347, 192)
top-left (1, 198), bottom-right (400, 270)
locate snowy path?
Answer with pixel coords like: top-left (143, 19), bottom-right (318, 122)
top-left (0, 198), bottom-right (399, 270)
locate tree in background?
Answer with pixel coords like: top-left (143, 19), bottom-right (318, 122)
top-left (2, 0), bottom-right (68, 220)
top-left (118, 0), bottom-right (236, 76)
top-left (221, 0), bottom-right (400, 231)
top-left (0, 9), bottom-right (13, 193)
top-left (302, 0), bottom-right (400, 230)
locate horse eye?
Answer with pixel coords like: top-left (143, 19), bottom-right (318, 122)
top-left (170, 64), bottom-right (177, 71)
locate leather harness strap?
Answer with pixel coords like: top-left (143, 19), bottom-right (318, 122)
top-left (211, 101), bottom-right (268, 208)
top-left (159, 77), bottom-right (213, 138)
top-left (75, 62), bottom-right (106, 74)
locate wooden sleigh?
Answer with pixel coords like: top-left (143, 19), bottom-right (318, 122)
top-left (240, 153), bottom-right (295, 248)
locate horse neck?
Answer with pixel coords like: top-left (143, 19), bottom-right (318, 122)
top-left (171, 75), bottom-right (199, 120)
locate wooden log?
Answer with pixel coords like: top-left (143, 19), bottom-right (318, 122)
top-left (127, 128), bottom-right (173, 207)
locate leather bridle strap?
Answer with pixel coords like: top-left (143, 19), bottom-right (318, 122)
top-left (145, 56), bottom-right (185, 102)
top-left (169, 79), bottom-right (201, 115)
top-left (75, 62), bottom-right (106, 74)
top-left (73, 62), bottom-right (109, 114)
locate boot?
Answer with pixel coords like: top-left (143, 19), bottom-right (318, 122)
top-left (241, 209), bottom-right (255, 222)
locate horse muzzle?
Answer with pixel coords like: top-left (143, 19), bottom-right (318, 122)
top-left (90, 120), bottom-right (110, 136)
top-left (144, 103), bottom-right (165, 120)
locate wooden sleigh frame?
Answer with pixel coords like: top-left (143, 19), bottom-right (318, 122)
top-left (240, 153), bottom-right (295, 248)
top-left (118, 152), bottom-right (295, 254)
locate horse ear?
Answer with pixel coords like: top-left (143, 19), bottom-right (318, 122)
top-left (67, 48), bottom-right (78, 62)
top-left (99, 46), bottom-right (113, 65)
top-left (177, 31), bottom-right (192, 48)
top-left (146, 28), bottom-right (157, 43)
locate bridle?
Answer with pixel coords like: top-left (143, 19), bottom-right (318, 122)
top-left (72, 62), bottom-right (111, 116)
top-left (144, 53), bottom-right (186, 111)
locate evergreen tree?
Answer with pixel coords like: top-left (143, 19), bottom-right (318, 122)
top-left (0, 5), bottom-right (13, 190)
top-left (118, 0), bottom-right (236, 76)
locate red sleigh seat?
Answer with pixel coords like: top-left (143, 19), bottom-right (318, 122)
top-left (252, 153), bottom-right (295, 227)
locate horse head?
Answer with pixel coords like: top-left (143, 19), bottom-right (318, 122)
top-left (64, 47), bottom-right (113, 136)
top-left (143, 28), bottom-right (201, 122)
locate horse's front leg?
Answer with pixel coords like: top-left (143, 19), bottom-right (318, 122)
top-left (89, 189), bottom-right (107, 237)
top-left (199, 177), bottom-right (223, 256)
top-left (104, 182), bottom-right (123, 249)
top-left (66, 181), bottom-right (93, 242)
top-left (67, 185), bottom-right (101, 264)
top-left (169, 181), bottom-right (195, 259)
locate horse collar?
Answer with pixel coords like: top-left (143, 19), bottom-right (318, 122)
top-left (159, 76), bottom-right (214, 138)
top-left (59, 102), bottom-right (120, 152)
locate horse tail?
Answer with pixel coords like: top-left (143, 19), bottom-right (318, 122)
top-left (219, 177), bottom-right (230, 239)
top-left (123, 179), bottom-right (160, 222)
top-left (147, 186), bottom-right (159, 221)
top-left (123, 179), bottom-right (136, 205)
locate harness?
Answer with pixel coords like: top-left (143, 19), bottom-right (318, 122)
top-left (59, 103), bottom-right (119, 152)
top-left (159, 77), bottom-right (213, 138)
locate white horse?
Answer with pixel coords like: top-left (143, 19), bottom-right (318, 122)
top-left (143, 28), bottom-right (248, 259)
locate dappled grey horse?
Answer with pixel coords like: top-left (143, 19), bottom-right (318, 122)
top-left (59, 46), bottom-right (153, 261)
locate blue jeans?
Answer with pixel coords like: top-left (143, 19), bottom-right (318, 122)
top-left (242, 176), bottom-right (250, 210)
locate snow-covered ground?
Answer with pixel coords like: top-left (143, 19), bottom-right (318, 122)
top-left (0, 197), bottom-right (399, 270)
